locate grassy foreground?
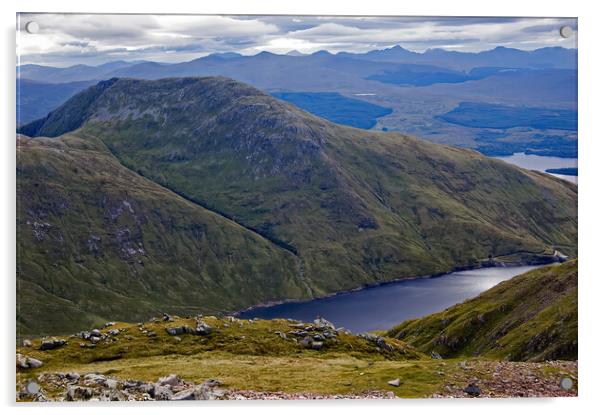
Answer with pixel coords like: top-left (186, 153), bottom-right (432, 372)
top-left (16, 315), bottom-right (576, 400)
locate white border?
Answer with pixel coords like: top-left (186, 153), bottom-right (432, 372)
top-left (2, 1), bottom-right (600, 414)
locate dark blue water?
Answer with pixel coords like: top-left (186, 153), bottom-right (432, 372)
top-left (238, 265), bottom-right (539, 333)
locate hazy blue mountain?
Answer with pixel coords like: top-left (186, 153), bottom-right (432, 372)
top-left (17, 79), bottom-right (97, 125)
top-left (17, 60), bottom-right (145, 83)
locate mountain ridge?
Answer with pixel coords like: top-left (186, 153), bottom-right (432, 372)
top-left (18, 77), bottom-right (577, 334)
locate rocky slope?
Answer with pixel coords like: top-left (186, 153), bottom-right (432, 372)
top-left (386, 261), bottom-right (577, 361)
top-left (18, 77), bottom-right (577, 335)
top-left (16, 315), bottom-right (577, 400)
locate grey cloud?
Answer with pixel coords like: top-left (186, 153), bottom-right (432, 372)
top-left (17, 14), bottom-right (577, 67)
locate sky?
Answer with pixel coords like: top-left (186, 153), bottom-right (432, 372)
top-left (17, 14), bottom-right (578, 67)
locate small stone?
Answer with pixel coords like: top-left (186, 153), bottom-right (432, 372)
top-left (108, 329), bottom-right (120, 336)
top-left (90, 336), bottom-right (101, 344)
top-left (90, 329), bottom-right (102, 337)
top-left (431, 351), bottom-right (443, 359)
top-left (22, 339), bottom-right (32, 347)
top-left (464, 383), bottom-right (481, 397)
top-left (388, 378), bottom-right (401, 387)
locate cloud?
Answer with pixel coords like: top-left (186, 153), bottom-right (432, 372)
top-left (16, 14), bottom-right (577, 67)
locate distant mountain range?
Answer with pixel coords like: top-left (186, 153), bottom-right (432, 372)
top-left (17, 77), bottom-right (577, 335)
top-left (16, 46), bottom-right (578, 162)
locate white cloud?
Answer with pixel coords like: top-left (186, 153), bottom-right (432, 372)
top-left (16, 14), bottom-right (577, 67)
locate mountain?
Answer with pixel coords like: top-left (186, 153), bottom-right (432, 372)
top-left (386, 261), bottom-right (577, 361)
top-left (17, 132), bottom-right (307, 336)
top-left (18, 77), bottom-right (577, 335)
top-left (345, 45), bottom-right (577, 70)
top-left (17, 60), bottom-right (144, 83)
top-left (17, 79), bottom-right (97, 125)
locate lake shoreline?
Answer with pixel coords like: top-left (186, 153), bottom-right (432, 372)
top-left (232, 255), bottom-right (562, 319)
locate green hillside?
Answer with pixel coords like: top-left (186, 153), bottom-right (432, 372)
top-left (386, 261), bottom-right (577, 361)
top-left (18, 77), bottom-right (577, 335)
top-left (17, 134), bottom-right (307, 337)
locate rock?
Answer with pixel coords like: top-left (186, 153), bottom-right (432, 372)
top-left (22, 339), bottom-right (32, 347)
top-left (40, 338), bottom-right (66, 351)
top-left (66, 372), bottom-right (80, 381)
top-left (90, 336), bottom-right (101, 344)
top-left (16, 353), bottom-right (28, 369)
top-left (388, 378), bottom-right (401, 387)
top-left (431, 351), bottom-right (443, 359)
top-left (84, 373), bottom-right (107, 386)
top-left (147, 331), bottom-right (157, 337)
top-left (193, 321), bottom-right (212, 335)
top-left (151, 385), bottom-right (173, 400)
top-left (300, 336), bottom-right (313, 348)
top-left (90, 329), bottom-right (102, 337)
top-left (166, 326), bottom-right (186, 336)
top-left (157, 374), bottom-right (181, 387)
top-left (66, 385), bottom-right (93, 401)
top-left (163, 312), bottom-right (173, 321)
top-left (311, 341), bottom-right (324, 350)
top-left (27, 357), bottom-right (44, 368)
top-left (173, 336), bottom-right (182, 342)
top-left (108, 329), bottom-right (120, 336)
top-left (313, 333), bottom-right (325, 341)
top-left (314, 317), bottom-right (335, 330)
top-left (105, 378), bottom-right (119, 389)
top-left (464, 383), bottom-right (481, 397)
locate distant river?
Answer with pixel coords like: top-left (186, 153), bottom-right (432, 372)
top-left (237, 265), bottom-right (540, 333)
top-left (496, 152), bottom-right (578, 184)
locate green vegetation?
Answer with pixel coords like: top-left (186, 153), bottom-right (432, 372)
top-left (17, 134), bottom-right (306, 337)
top-left (16, 315), bottom-right (576, 399)
top-left (386, 261), bottom-right (577, 361)
top-left (18, 77), bottom-right (577, 335)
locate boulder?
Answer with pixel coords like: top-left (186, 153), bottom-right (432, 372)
top-left (157, 374), bottom-right (181, 387)
top-left (151, 385), bottom-right (173, 400)
top-left (40, 338), bottom-right (66, 351)
top-left (166, 326), bottom-right (187, 336)
top-left (66, 385), bottom-right (93, 401)
top-left (90, 329), bottom-right (102, 337)
top-left (314, 317), bottom-right (335, 330)
top-left (66, 372), bottom-right (80, 381)
top-left (388, 378), bottom-right (401, 387)
top-left (311, 341), bottom-right (324, 350)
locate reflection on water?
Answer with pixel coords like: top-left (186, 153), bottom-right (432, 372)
top-left (496, 152), bottom-right (577, 184)
top-left (238, 265), bottom-right (540, 333)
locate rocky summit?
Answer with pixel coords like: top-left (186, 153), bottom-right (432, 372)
top-left (17, 77), bottom-right (577, 335)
